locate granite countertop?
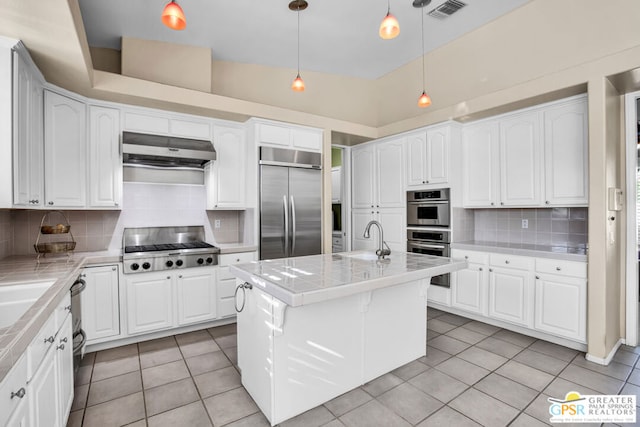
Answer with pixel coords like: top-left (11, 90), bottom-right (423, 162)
top-left (229, 251), bottom-right (467, 307)
top-left (451, 241), bottom-right (588, 262)
top-left (0, 250), bottom-right (121, 383)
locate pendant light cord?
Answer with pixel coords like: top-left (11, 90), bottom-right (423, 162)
top-left (297, 5), bottom-right (301, 75)
top-left (421, 7), bottom-right (426, 90)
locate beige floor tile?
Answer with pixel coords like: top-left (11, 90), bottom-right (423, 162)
top-left (66, 410), bottom-right (84, 427)
top-left (420, 346), bottom-right (452, 367)
top-left (457, 346), bottom-right (508, 371)
top-left (509, 413), bottom-right (550, 427)
top-left (95, 344), bottom-right (139, 363)
top-left (339, 399), bottom-right (410, 427)
top-left (225, 412), bottom-right (271, 427)
top-left (76, 364), bottom-right (93, 385)
top-left (185, 350), bottom-right (231, 376)
top-left (203, 387), bottom-right (259, 426)
top-left (544, 377), bottom-right (601, 398)
top-left (572, 357), bottom-right (634, 381)
top-left (613, 349), bottom-right (640, 367)
top-left (92, 355), bottom-right (140, 382)
top-left (138, 336), bottom-right (178, 353)
top-left (445, 327), bottom-right (487, 345)
top-left (279, 406), bottom-right (335, 427)
top-left (461, 321), bottom-right (501, 337)
top-left (324, 388), bottom-right (372, 418)
top-left (524, 393), bottom-right (553, 424)
top-left (179, 339), bottom-right (221, 359)
top-left (449, 388), bottom-right (519, 426)
top-left (87, 371), bottom-right (143, 407)
top-left (474, 372), bottom-right (538, 409)
top-left (513, 348), bottom-right (570, 375)
top-left (416, 406), bottom-right (481, 427)
top-left (123, 421), bottom-right (147, 427)
top-left (559, 364), bottom-right (624, 395)
top-left (207, 323), bottom-right (236, 338)
top-left (224, 346), bottom-right (238, 366)
top-left (408, 368), bottom-right (468, 403)
top-left (147, 401), bottom-right (212, 427)
top-left (628, 369), bottom-right (640, 386)
top-left (426, 319), bottom-right (457, 334)
top-left (528, 340), bottom-right (578, 362)
top-left (81, 352), bottom-right (95, 366)
top-left (139, 346), bottom-right (183, 369)
top-left (391, 360), bottom-right (429, 381)
top-left (435, 357), bottom-right (490, 385)
top-left (377, 382), bottom-right (443, 424)
top-left (361, 373), bottom-right (403, 397)
top-left (145, 377), bottom-right (200, 416)
top-left (476, 336), bottom-right (524, 358)
top-left (175, 330), bottom-right (213, 345)
top-left (194, 365), bottom-right (241, 398)
top-left (492, 330), bottom-right (536, 348)
top-left (83, 391), bottom-right (145, 427)
top-left (496, 360), bottom-right (555, 391)
top-left (428, 335), bottom-right (471, 355)
top-left (142, 359), bottom-right (190, 389)
top-left (214, 334), bottom-right (237, 349)
top-left (71, 383), bottom-right (89, 411)
top-left (437, 313), bottom-right (472, 327)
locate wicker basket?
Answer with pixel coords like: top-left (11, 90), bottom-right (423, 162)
top-left (40, 224), bottom-right (71, 234)
top-left (34, 241), bottom-right (77, 253)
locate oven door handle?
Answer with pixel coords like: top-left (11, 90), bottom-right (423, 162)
top-left (409, 242), bottom-right (447, 250)
top-left (407, 201), bottom-right (449, 205)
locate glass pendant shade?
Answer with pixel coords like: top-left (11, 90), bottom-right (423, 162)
top-left (379, 13), bottom-right (400, 39)
top-left (162, 1), bottom-right (186, 30)
top-left (418, 91), bottom-right (432, 108)
top-left (292, 74), bottom-right (305, 92)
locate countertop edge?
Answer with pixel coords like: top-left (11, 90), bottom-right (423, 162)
top-left (217, 244), bottom-right (259, 254)
top-left (451, 243), bottom-right (588, 262)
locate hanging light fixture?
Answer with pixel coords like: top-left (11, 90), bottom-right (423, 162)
top-left (162, 1), bottom-right (186, 30)
top-left (289, 0), bottom-right (308, 92)
top-left (379, 0), bottom-right (400, 40)
top-left (415, 0), bottom-right (432, 107)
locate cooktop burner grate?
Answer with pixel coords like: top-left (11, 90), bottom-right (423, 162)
top-left (124, 241), bottom-right (215, 253)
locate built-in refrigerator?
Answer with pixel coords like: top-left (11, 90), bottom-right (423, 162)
top-left (259, 147), bottom-right (322, 260)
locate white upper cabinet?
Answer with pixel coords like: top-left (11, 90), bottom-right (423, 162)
top-left (88, 105), bottom-right (122, 208)
top-left (406, 124), bottom-right (451, 188)
top-left (352, 138), bottom-right (404, 209)
top-left (462, 95), bottom-right (587, 208)
top-left (462, 121), bottom-right (500, 207)
top-left (206, 124), bottom-right (246, 209)
top-left (44, 90), bottom-right (87, 208)
top-left (122, 110), bottom-right (212, 140)
top-left (254, 119), bottom-right (323, 152)
top-left (12, 48), bottom-right (44, 208)
top-left (351, 145), bottom-right (375, 209)
top-left (543, 98), bottom-right (588, 206)
top-left (499, 111), bottom-right (543, 207)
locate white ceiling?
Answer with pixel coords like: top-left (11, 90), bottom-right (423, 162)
top-left (78, 0), bottom-right (531, 80)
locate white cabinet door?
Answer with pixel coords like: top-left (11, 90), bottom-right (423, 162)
top-left (89, 106), bottom-right (122, 208)
top-left (488, 267), bottom-right (533, 327)
top-left (177, 268), bottom-right (217, 326)
top-left (13, 50), bottom-right (44, 208)
top-left (170, 117), bottom-right (211, 139)
top-left (543, 98), bottom-right (588, 206)
top-left (122, 111), bottom-right (170, 134)
top-left (377, 208), bottom-right (405, 252)
top-left (499, 111), bottom-right (543, 207)
top-left (534, 274), bottom-right (586, 342)
top-left (30, 347), bottom-right (60, 427)
top-left (451, 262), bottom-right (487, 315)
top-left (6, 397), bottom-right (29, 427)
top-left (351, 146), bottom-right (375, 209)
top-left (376, 138), bottom-right (405, 208)
top-left (425, 125), bottom-right (449, 184)
top-left (462, 122), bottom-right (499, 207)
top-left (55, 314), bottom-right (74, 423)
top-left (207, 125), bottom-right (246, 208)
top-left (126, 272), bottom-right (173, 335)
top-left (406, 131), bottom-right (427, 187)
top-left (351, 209), bottom-right (375, 251)
top-left (44, 91), bottom-right (86, 208)
top-left (291, 128), bottom-right (322, 151)
top-left (81, 265), bottom-right (120, 342)
top-left (257, 122), bottom-right (290, 147)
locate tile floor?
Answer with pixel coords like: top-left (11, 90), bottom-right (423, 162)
top-left (66, 309), bottom-right (640, 427)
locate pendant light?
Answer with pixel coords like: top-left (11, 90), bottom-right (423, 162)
top-left (379, 0), bottom-right (400, 40)
top-left (415, 0), bottom-right (432, 108)
top-left (289, 0), bottom-right (308, 92)
top-left (162, 1), bottom-right (186, 30)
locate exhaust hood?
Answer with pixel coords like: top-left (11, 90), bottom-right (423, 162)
top-left (122, 131), bottom-right (216, 169)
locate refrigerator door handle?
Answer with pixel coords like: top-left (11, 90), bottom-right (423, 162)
top-left (283, 195), bottom-right (289, 256)
top-left (290, 195), bottom-right (296, 255)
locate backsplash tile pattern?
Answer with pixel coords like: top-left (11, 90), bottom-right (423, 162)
top-left (472, 207), bottom-right (588, 247)
top-left (207, 210), bottom-right (242, 243)
top-left (451, 208), bottom-right (475, 242)
top-left (0, 210), bottom-right (10, 259)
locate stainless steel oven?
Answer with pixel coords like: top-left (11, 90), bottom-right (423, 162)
top-left (407, 228), bottom-right (451, 287)
top-left (407, 189), bottom-right (450, 227)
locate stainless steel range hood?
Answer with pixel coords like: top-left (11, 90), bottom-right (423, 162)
top-left (122, 131), bottom-right (216, 169)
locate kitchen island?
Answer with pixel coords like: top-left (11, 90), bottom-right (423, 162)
top-left (229, 251), bottom-right (467, 426)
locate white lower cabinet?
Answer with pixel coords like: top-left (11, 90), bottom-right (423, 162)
top-left (81, 265), bottom-right (120, 343)
top-left (126, 272), bottom-right (174, 335)
top-left (448, 249), bottom-right (586, 345)
top-left (56, 314), bottom-right (74, 423)
top-left (30, 344), bottom-right (60, 427)
top-left (6, 395), bottom-right (30, 426)
top-left (217, 252), bottom-right (258, 318)
top-left (177, 269), bottom-right (217, 326)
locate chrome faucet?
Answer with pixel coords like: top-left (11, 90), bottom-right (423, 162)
top-left (363, 220), bottom-right (391, 260)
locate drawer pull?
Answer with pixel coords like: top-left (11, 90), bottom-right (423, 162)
top-left (536, 275), bottom-right (540, 279)
top-left (505, 260), bottom-right (510, 264)
top-left (11, 388), bottom-right (26, 399)
top-left (60, 337), bottom-right (68, 343)
top-left (57, 344), bottom-right (65, 350)
top-left (44, 336), bottom-right (55, 344)
top-left (464, 256), bottom-right (469, 259)
top-left (478, 267), bottom-right (483, 271)
top-left (65, 305), bottom-right (72, 312)
top-left (556, 267), bottom-right (561, 271)
top-left (489, 268), bottom-right (493, 272)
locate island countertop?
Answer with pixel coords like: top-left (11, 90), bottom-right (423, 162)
top-left (229, 251), bottom-right (467, 307)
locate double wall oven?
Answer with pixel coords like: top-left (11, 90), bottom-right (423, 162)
top-left (407, 188), bottom-right (451, 287)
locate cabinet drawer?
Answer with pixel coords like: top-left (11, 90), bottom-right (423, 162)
top-left (218, 297), bottom-right (236, 318)
top-left (55, 292), bottom-right (71, 330)
top-left (27, 311), bottom-right (57, 381)
top-left (0, 353), bottom-right (28, 426)
top-left (452, 250), bottom-right (488, 265)
top-left (219, 252), bottom-right (256, 267)
top-left (332, 237), bottom-right (342, 245)
top-left (535, 258), bottom-right (586, 278)
top-left (218, 278), bottom-right (236, 299)
top-left (489, 253), bottom-right (533, 270)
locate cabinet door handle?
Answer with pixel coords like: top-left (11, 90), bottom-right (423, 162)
top-left (167, 276), bottom-right (171, 280)
top-left (464, 256), bottom-right (469, 259)
top-left (536, 275), bottom-right (540, 279)
top-left (11, 388), bottom-right (26, 399)
top-left (505, 260), bottom-right (510, 264)
top-left (65, 305), bottom-right (72, 312)
top-left (44, 336), bottom-right (55, 344)
top-left (545, 201), bottom-right (550, 205)
top-left (556, 267), bottom-right (561, 271)
top-left (489, 268), bottom-right (493, 272)
top-left (500, 202), bottom-right (504, 206)
top-left (426, 180), bottom-right (429, 184)
top-left (478, 267), bottom-right (483, 271)
top-left (490, 202), bottom-right (495, 206)
top-left (60, 337), bottom-right (68, 343)
top-left (179, 275), bottom-right (183, 279)
top-left (57, 344), bottom-right (65, 350)
top-left (112, 267), bottom-right (117, 271)
top-left (48, 201), bottom-right (54, 205)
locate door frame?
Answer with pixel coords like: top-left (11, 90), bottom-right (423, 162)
top-left (624, 90), bottom-right (640, 346)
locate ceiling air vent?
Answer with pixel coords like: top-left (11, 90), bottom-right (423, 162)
top-left (428, 0), bottom-right (467, 19)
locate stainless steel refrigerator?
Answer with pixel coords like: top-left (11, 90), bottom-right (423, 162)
top-left (260, 147), bottom-right (322, 260)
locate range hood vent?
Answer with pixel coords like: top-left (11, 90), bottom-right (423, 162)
top-left (122, 131), bottom-right (216, 169)
top-left (428, 0), bottom-right (466, 19)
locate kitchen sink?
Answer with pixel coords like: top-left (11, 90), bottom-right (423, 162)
top-left (0, 281), bottom-right (55, 329)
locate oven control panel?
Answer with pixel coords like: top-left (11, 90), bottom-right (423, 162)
top-left (123, 253), bottom-right (219, 274)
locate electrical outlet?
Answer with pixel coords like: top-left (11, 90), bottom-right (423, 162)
top-left (521, 219), bottom-right (528, 229)
top-left (215, 220), bottom-right (221, 229)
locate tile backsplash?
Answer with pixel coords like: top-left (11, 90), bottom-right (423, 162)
top-left (471, 207), bottom-right (588, 247)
